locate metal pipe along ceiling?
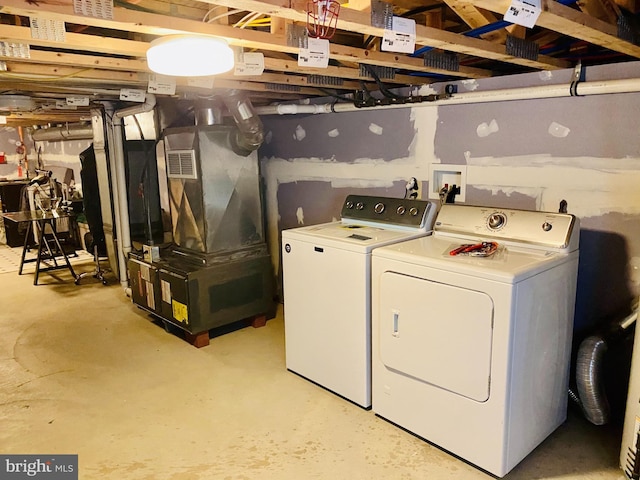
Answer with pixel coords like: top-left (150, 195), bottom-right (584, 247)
top-left (31, 124), bottom-right (94, 141)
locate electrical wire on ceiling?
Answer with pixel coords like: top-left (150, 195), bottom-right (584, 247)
top-left (362, 64), bottom-right (402, 100)
top-left (234, 11), bottom-right (264, 29)
top-left (317, 87), bottom-right (353, 103)
top-left (203, 8), bottom-right (243, 24)
top-left (0, 68), bottom-right (96, 82)
top-left (202, 7), bottom-right (269, 28)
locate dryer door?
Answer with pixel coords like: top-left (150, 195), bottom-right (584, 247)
top-left (378, 272), bottom-right (493, 402)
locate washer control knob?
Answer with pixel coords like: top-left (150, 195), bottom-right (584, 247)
top-left (409, 207), bottom-right (419, 216)
top-left (396, 205), bottom-right (406, 215)
top-left (374, 202), bottom-right (385, 214)
top-left (488, 212), bottom-right (506, 230)
top-left (356, 202), bottom-right (364, 210)
top-left (542, 222), bottom-right (552, 232)
top-left (345, 200), bottom-right (354, 209)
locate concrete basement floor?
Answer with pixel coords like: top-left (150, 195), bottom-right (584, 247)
top-left (0, 259), bottom-right (627, 480)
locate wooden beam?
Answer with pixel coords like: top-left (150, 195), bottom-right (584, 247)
top-left (0, 49), bottom-right (148, 73)
top-left (197, 0), bottom-right (569, 69)
top-left (578, 0), bottom-right (620, 24)
top-left (0, 0), bottom-right (491, 78)
top-left (442, 0), bottom-right (507, 43)
top-left (0, 25), bottom-right (148, 57)
top-left (0, 48), bottom-right (429, 89)
top-left (263, 57), bottom-right (433, 85)
top-left (468, 0), bottom-right (640, 58)
top-left (4, 62), bottom-right (145, 84)
top-left (1, 57), bottom-right (367, 94)
top-left (614, 0), bottom-right (640, 13)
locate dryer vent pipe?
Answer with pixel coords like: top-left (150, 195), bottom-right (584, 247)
top-left (575, 335), bottom-right (610, 425)
top-left (572, 309), bottom-right (638, 425)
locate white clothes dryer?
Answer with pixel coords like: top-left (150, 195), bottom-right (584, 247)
top-left (282, 195), bottom-right (438, 408)
top-left (372, 204), bottom-right (580, 477)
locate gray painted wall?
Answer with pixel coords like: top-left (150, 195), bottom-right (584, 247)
top-left (259, 61), bottom-right (640, 342)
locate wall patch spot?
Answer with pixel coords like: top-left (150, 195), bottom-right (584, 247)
top-left (296, 207), bottom-right (305, 225)
top-left (548, 121), bottom-right (570, 138)
top-left (369, 123), bottom-right (383, 135)
top-left (328, 128), bottom-right (339, 138)
top-left (477, 119), bottom-right (499, 138)
top-left (265, 130), bottom-right (273, 144)
top-left (461, 79), bottom-right (479, 91)
top-left (294, 125), bottom-right (306, 141)
top-left (538, 70), bottom-right (553, 81)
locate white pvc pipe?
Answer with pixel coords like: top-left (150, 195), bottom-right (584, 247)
top-left (103, 106), bottom-right (129, 290)
top-left (255, 77), bottom-right (640, 115)
top-left (256, 103), bottom-right (333, 115)
top-left (111, 94), bottom-right (157, 290)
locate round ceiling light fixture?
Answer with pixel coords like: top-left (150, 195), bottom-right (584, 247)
top-left (146, 35), bottom-right (234, 77)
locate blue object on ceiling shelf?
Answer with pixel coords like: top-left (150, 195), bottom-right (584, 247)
top-left (410, 0), bottom-right (579, 58)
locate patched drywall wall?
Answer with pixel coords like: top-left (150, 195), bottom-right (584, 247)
top-left (259, 60), bottom-right (640, 340)
top-left (277, 180), bottom-right (407, 233)
top-left (434, 95), bottom-right (640, 161)
top-left (260, 108), bottom-right (415, 163)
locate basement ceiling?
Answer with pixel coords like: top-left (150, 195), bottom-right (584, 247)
top-left (0, 0), bottom-right (639, 126)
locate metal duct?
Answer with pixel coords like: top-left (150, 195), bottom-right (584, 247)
top-left (31, 123), bottom-right (94, 141)
top-left (221, 91), bottom-right (264, 155)
top-left (163, 124), bottom-right (265, 257)
top-left (195, 100), bottom-right (223, 126)
top-left (576, 335), bottom-right (610, 425)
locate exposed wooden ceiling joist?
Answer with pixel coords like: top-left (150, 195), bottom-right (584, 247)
top-left (0, 0), bottom-right (636, 126)
top-left (0, 0), bottom-right (490, 78)
top-left (201, 0), bottom-right (570, 70)
top-left (468, 0), bottom-right (640, 58)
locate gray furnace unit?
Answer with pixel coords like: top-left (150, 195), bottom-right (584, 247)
top-left (129, 124), bottom-right (275, 346)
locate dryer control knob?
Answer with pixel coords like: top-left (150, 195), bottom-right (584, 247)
top-left (488, 212), bottom-right (506, 230)
top-left (356, 202), bottom-right (364, 210)
top-left (374, 202), bottom-right (385, 214)
top-left (397, 205), bottom-right (406, 215)
top-left (409, 207), bottom-right (419, 216)
top-left (542, 222), bottom-right (552, 231)
top-left (345, 201), bottom-right (354, 209)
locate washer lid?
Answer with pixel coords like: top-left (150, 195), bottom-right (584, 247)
top-left (372, 235), bottom-right (576, 283)
top-left (283, 221), bottom-right (429, 253)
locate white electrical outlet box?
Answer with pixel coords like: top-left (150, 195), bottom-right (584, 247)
top-left (428, 164), bottom-right (467, 202)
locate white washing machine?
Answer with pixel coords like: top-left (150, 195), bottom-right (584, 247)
top-left (372, 204), bottom-right (580, 477)
top-left (282, 194), bottom-right (438, 408)
top-left (620, 304), bottom-right (640, 479)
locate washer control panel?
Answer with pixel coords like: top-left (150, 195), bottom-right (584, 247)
top-left (434, 204), bottom-right (579, 251)
top-left (341, 194), bottom-right (436, 228)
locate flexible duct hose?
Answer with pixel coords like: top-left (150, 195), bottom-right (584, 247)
top-left (221, 91), bottom-right (264, 155)
top-left (576, 335), bottom-right (610, 425)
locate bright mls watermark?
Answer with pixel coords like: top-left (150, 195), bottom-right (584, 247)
top-left (0, 455), bottom-right (77, 479)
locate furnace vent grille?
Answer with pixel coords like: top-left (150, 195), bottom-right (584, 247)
top-left (166, 149), bottom-right (197, 179)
